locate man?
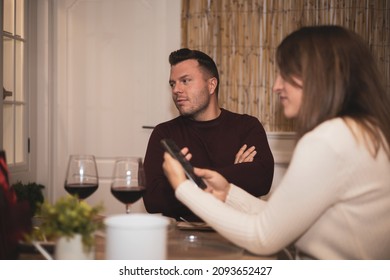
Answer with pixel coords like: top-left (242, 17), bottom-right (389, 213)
top-left (143, 48), bottom-right (274, 221)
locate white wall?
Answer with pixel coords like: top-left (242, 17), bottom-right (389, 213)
top-left (37, 0), bottom-right (181, 215)
top-left (35, 0), bottom-right (294, 215)
top-left (263, 133), bottom-right (295, 200)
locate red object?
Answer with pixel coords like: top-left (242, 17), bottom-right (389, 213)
top-left (0, 151), bottom-right (32, 259)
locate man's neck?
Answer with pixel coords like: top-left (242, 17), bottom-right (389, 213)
top-left (191, 106), bottom-right (221, 122)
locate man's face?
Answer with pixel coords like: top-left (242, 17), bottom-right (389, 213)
top-left (169, 59), bottom-right (213, 120)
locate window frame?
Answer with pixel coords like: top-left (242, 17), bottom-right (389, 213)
top-left (1, 0), bottom-right (30, 178)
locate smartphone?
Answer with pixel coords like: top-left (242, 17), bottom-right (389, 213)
top-left (161, 138), bottom-right (207, 189)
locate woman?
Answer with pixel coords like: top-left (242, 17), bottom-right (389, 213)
top-left (162, 26), bottom-right (390, 259)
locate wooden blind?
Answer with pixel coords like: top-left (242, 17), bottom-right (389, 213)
top-left (181, 0), bottom-right (390, 132)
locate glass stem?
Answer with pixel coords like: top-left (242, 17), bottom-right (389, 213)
top-left (125, 204), bottom-right (131, 214)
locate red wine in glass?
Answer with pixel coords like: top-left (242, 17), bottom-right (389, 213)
top-left (111, 157), bottom-right (146, 214)
top-left (65, 183), bottom-right (98, 200)
top-left (110, 186), bottom-right (145, 204)
top-left (64, 155), bottom-right (99, 200)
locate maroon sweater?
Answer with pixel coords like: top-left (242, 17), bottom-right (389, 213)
top-left (143, 109), bottom-right (274, 221)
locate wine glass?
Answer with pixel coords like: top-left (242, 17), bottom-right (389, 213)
top-left (111, 157), bottom-right (146, 214)
top-left (64, 155), bottom-right (99, 200)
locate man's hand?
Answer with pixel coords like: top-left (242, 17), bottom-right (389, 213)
top-left (234, 144), bottom-right (257, 164)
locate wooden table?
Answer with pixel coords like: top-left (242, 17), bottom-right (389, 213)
top-left (94, 223), bottom-right (277, 260)
top-left (19, 222), bottom-right (280, 260)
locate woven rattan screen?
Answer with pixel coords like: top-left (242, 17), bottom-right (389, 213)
top-left (181, 0), bottom-right (390, 132)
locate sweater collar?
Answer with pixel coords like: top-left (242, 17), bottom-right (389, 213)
top-left (182, 108), bottom-right (226, 127)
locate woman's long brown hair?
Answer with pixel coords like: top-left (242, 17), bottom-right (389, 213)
top-left (276, 25), bottom-right (390, 158)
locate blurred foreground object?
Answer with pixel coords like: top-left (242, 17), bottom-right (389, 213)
top-left (0, 150), bottom-right (32, 259)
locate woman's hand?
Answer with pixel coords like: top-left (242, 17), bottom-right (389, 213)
top-left (194, 168), bottom-right (231, 202)
top-left (162, 148), bottom-right (190, 190)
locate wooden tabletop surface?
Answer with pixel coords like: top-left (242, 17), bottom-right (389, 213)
top-left (18, 221), bottom-right (281, 260)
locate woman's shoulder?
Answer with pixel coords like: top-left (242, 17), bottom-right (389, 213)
top-left (311, 118), bottom-right (348, 134)
top-left (300, 118), bottom-right (359, 153)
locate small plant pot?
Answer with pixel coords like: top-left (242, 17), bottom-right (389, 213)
top-left (55, 234), bottom-right (94, 260)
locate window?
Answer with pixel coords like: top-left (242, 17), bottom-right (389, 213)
top-left (2, 0), bottom-right (28, 172)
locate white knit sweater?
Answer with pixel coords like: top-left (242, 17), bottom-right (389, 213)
top-left (175, 118), bottom-right (390, 259)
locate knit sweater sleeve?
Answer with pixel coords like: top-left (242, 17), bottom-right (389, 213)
top-left (175, 131), bottom-right (344, 256)
top-left (143, 123), bottom-right (192, 218)
top-left (214, 116), bottom-right (274, 197)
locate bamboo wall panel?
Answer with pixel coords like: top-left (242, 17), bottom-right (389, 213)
top-left (181, 0), bottom-right (390, 132)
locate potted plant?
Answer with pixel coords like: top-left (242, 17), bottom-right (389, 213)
top-left (12, 181), bottom-right (45, 217)
top-left (33, 195), bottom-right (104, 259)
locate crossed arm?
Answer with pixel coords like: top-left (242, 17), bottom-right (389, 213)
top-left (234, 144), bottom-right (257, 164)
top-left (173, 145), bottom-right (255, 202)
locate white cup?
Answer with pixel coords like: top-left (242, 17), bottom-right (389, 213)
top-left (105, 213), bottom-right (169, 260)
